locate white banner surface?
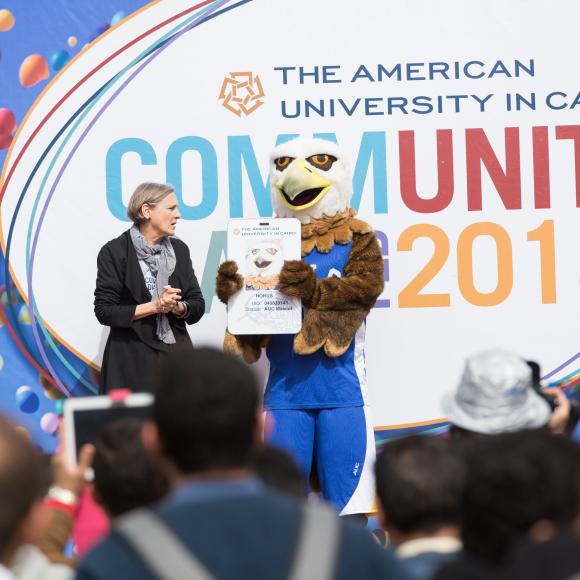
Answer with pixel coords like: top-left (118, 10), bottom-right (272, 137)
top-left (2, 0), bottom-right (579, 428)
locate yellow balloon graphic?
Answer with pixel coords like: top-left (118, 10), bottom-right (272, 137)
top-left (0, 9), bottom-right (15, 32)
top-left (18, 305), bottom-right (31, 325)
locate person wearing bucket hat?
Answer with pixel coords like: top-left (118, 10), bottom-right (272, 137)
top-left (442, 349), bottom-right (553, 435)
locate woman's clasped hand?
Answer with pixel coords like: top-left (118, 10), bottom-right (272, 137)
top-left (157, 285), bottom-right (182, 314)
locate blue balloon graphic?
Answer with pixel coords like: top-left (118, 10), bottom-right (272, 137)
top-left (16, 386), bottom-right (40, 414)
top-left (111, 10), bottom-right (125, 25)
top-left (51, 50), bottom-right (70, 72)
top-left (89, 23), bottom-right (110, 42)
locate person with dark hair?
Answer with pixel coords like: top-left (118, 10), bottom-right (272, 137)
top-left (375, 436), bottom-right (465, 580)
top-left (91, 419), bottom-right (171, 518)
top-left (434, 430), bottom-right (580, 580)
top-left (0, 416), bottom-right (72, 579)
top-left (498, 533), bottom-right (580, 580)
top-left (76, 347), bottom-right (410, 580)
top-left (251, 445), bottom-right (306, 499)
top-left (38, 419), bottom-right (169, 567)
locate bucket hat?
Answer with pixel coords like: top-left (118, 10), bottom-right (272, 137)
top-left (442, 349), bottom-right (551, 434)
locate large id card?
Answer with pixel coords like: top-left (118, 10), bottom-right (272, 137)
top-left (227, 218), bottom-right (302, 335)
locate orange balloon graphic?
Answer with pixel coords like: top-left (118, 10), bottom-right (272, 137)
top-left (19, 54), bottom-right (50, 88)
top-left (0, 9), bottom-right (14, 32)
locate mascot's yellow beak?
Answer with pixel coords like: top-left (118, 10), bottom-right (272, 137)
top-left (275, 159), bottom-right (331, 211)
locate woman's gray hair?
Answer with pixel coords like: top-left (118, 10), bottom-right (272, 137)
top-left (127, 182), bottom-right (175, 224)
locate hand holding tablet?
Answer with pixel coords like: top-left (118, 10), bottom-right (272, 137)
top-left (62, 392), bottom-right (153, 471)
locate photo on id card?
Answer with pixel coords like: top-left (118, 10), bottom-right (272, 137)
top-left (227, 218), bottom-right (302, 335)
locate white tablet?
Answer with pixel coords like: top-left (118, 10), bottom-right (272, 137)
top-left (227, 218), bottom-right (302, 335)
top-left (62, 393), bottom-right (153, 468)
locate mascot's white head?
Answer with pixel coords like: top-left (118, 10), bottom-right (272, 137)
top-left (270, 137), bottom-right (352, 224)
top-left (245, 240), bottom-right (284, 278)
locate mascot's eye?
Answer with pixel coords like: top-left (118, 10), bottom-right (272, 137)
top-left (274, 156), bottom-right (294, 171)
top-left (266, 248), bottom-right (278, 255)
top-left (251, 249), bottom-right (260, 256)
top-left (306, 154), bottom-right (337, 171)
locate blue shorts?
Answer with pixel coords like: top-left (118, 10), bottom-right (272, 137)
top-left (266, 406), bottom-right (376, 515)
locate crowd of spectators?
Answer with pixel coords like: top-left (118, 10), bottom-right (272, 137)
top-left (0, 346), bottom-right (579, 580)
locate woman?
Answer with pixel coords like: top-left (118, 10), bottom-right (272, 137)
top-left (94, 182), bottom-right (205, 392)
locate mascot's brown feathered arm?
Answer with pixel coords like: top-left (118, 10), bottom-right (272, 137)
top-left (215, 261), bottom-right (270, 363)
top-left (279, 230), bottom-right (384, 357)
top-left (280, 231), bottom-right (383, 310)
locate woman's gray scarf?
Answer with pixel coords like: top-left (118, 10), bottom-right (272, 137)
top-left (130, 225), bottom-right (177, 344)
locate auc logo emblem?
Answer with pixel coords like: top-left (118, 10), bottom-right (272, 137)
top-left (218, 72), bottom-right (265, 117)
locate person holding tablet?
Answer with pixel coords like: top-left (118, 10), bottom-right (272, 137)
top-left (94, 182), bottom-right (204, 393)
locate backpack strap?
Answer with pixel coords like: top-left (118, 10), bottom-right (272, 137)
top-left (289, 504), bottom-right (341, 580)
top-left (116, 509), bottom-right (216, 580)
top-left (117, 503), bottom-right (341, 580)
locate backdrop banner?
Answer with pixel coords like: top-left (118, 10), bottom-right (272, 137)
top-left (1, 0), bottom-right (579, 449)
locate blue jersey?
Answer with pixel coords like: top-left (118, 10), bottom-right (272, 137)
top-left (264, 242), bottom-right (368, 410)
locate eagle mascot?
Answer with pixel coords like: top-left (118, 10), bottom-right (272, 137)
top-left (216, 137), bottom-right (384, 515)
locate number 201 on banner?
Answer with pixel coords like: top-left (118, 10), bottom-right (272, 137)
top-left (396, 220), bottom-right (556, 308)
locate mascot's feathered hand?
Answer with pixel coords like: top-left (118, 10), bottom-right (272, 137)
top-left (215, 261), bottom-right (270, 364)
top-left (278, 260), bottom-right (317, 305)
top-left (216, 261), bottom-right (243, 302)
